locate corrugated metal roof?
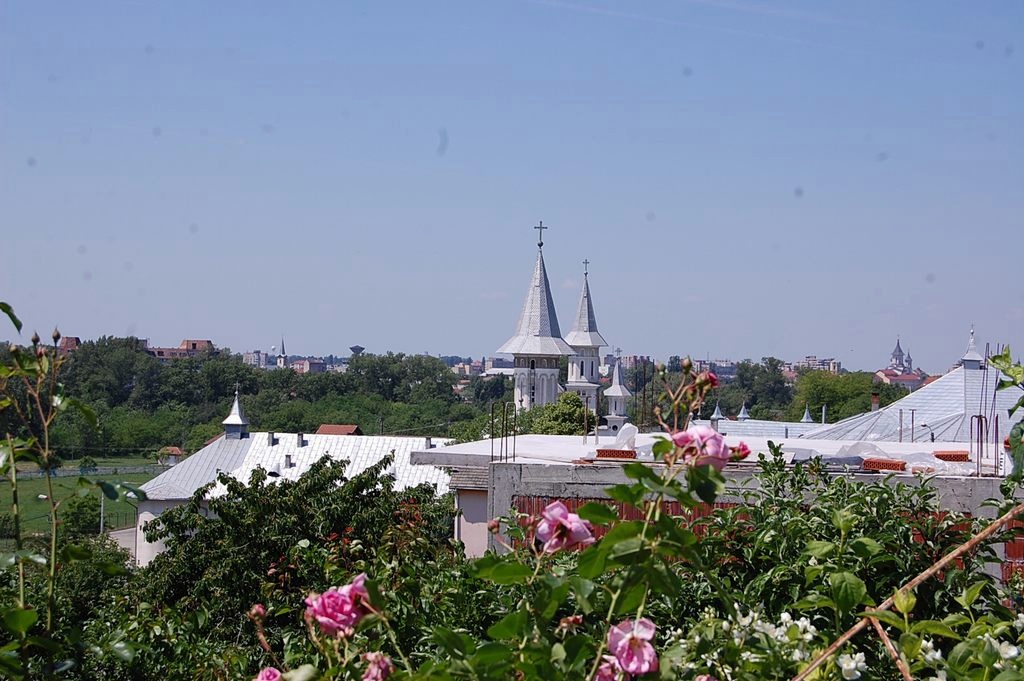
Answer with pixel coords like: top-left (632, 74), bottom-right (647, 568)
top-left (799, 366), bottom-right (1022, 443)
top-left (141, 433), bottom-right (450, 501)
top-left (692, 418), bottom-right (821, 439)
top-left (140, 436), bottom-right (252, 500)
top-left (211, 434), bottom-right (450, 497)
top-left (497, 248), bottom-right (574, 357)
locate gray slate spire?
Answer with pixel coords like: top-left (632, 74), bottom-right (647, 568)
top-left (564, 271), bottom-right (607, 348)
top-left (222, 388), bottom-right (250, 439)
top-left (497, 246), bottom-right (574, 356)
top-left (737, 402), bottom-right (751, 421)
top-left (801, 404), bottom-right (814, 423)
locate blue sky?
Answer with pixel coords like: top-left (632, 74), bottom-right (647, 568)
top-left (1, 1), bottom-right (1020, 373)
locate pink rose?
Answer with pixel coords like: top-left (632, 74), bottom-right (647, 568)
top-left (535, 501), bottom-right (595, 553)
top-left (695, 676), bottom-right (718, 681)
top-left (254, 668), bottom-right (281, 681)
top-left (608, 618), bottom-right (659, 676)
top-left (596, 654), bottom-right (621, 680)
top-left (362, 651), bottom-right (394, 681)
top-left (249, 603), bottom-right (267, 619)
top-left (305, 573), bottom-right (370, 637)
top-left (730, 442), bottom-right (751, 461)
top-left (671, 425), bottom-right (730, 471)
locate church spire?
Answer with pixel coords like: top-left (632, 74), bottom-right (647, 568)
top-left (496, 224), bottom-right (573, 357)
top-left (564, 262), bottom-right (607, 348)
top-left (961, 325), bottom-right (983, 369)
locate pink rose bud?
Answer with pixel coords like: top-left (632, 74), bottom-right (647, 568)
top-left (249, 603), bottom-right (267, 620)
top-left (535, 501), bottom-right (595, 553)
top-left (362, 651), bottom-right (394, 681)
top-left (254, 668), bottom-right (282, 681)
top-left (487, 518), bottom-right (501, 533)
top-left (730, 442), bottom-right (751, 461)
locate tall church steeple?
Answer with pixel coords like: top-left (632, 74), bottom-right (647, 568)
top-left (564, 260), bottom-right (607, 414)
top-left (603, 356), bottom-right (632, 433)
top-left (496, 223), bottom-right (574, 410)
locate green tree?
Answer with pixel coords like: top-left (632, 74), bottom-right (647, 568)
top-left (785, 371), bottom-right (907, 423)
top-left (62, 494), bottom-right (101, 536)
top-left (518, 392), bottom-right (589, 435)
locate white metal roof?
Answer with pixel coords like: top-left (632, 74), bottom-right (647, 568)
top-left (799, 366), bottom-right (1022, 444)
top-left (140, 433), bottom-right (450, 501)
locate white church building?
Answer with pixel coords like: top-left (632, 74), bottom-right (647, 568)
top-left (496, 223), bottom-right (631, 427)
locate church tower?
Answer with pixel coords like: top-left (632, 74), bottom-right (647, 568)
top-left (603, 357), bottom-right (632, 433)
top-left (889, 337), bottom-right (905, 371)
top-left (563, 261), bottom-right (606, 414)
top-left (277, 336), bottom-right (288, 369)
top-left (222, 387), bottom-right (250, 439)
top-left (496, 223), bottom-right (574, 410)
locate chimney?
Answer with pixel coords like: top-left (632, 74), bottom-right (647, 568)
top-left (297, 433), bottom-right (305, 447)
top-left (267, 432), bottom-right (276, 446)
top-left (870, 393), bottom-right (880, 412)
top-left (425, 436), bottom-right (433, 449)
top-left (284, 454), bottom-right (293, 469)
top-left (821, 404), bottom-right (828, 424)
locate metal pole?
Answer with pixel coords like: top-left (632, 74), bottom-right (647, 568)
top-left (99, 493), bottom-right (105, 533)
top-left (910, 409), bottom-right (916, 443)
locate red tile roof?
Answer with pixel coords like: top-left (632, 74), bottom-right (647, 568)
top-left (315, 424), bottom-right (363, 436)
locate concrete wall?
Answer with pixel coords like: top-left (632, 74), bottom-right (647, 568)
top-left (486, 462), bottom-right (1014, 577)
top-left (455, 489), bottom-right (490, 558)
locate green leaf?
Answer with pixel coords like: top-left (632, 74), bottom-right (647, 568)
top-left (793, 594), bottom-right (836, 611)
top-left (861, 609), bottom-right (906, 631)
top-left (804, 540), bottom-right (836, 558)
top-left (849, 537), bottom-right (883, 557)
top-left (487, 609), bottom-right (527, 640)
top-left (97, 481), bottom-right (118, 500)
top-left (910, 620), bottom-right (961, 640)
top-left (687, 464), bottom-right (725, 504)
top-left (623, 462), bottom-right (660, 482)
top-left (651, 438), bottom-right (673, 458)
top-left (63, 397), bottom-right (97, 429)
top-left (2, 608), bottom-right (37, 636)
top-left (473, 642), bottom-right (513, 665)
top-left (956, 580), bottom-right (986, 610)
top-left (577, 544), bottom-right (607, 580)
top-left (831, 507), bottom-right (855, 533)
top-left (606, 484), bottom-right (644, 507)
top-left (576, 502), bottom-right (618, 526)
top-left (483, 561), bottom-right (533, 585)
top-left (830, 571), bottom-right (868, 614)
top-left (0, 302), bottom-right (22, 333)
top-left (110, 640), bottom-right (134, 662)
top-left (433, 626), bottom-right (469, 658)
top-left (63, 544), bottom-right (93, 561)
top-left (550, 642), bottom-right (566, 664)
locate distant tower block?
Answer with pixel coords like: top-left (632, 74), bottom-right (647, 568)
top-left (603, 358), bottom-right (632, 433)
top-left (496, 222), bottom-right (574, 410)
top-left (564, 260), bottom-right (606, 414)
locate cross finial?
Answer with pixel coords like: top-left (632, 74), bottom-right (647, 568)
top-left (615, 347), bottom-right (622, 358)
top-left (582, 258), bottom-right (590, 276)
top-left (534, 221), bottom-right (548, 248)
top-left (234, 381), bottom-right (240, 397)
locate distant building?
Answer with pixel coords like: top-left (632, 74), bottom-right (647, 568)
top-left (56, 336), bottom-right (81, 357)
top-left (242, 350), bottom-right (270, 368)
top-left (791, 355), bottom-right (842, 374)
top-left (292, 358), bottom-right (326, 374)
top-left (874, 337), bottom-right (927, 391)
top-left (146, 339), bottom-right (216, 362)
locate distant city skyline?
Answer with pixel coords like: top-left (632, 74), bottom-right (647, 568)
top-left (1, 3), bottom-right (1020, 374)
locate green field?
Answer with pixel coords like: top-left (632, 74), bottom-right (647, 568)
top-left (2, 472), bottom-right (156, 534)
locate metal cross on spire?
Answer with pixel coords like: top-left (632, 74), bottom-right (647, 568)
top-left (534, 221), bottom-right (548, 248)
top-left (582, 259), bottom-right (590, 276)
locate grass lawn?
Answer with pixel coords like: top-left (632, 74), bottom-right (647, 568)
top-left (16, 455), bottom-right (163, 471)
top-left (2, 472), bottom-right (156, 534)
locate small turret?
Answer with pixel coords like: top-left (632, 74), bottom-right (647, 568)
top-left (222, 388), bottom-right (250, 439)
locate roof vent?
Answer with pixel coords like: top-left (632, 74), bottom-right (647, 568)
top-left (297, 433), bottom-right (305, 447)
top-left (267, 432), bottom-right (276, 446)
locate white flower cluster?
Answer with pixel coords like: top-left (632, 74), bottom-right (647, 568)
top-left (837, 652), bottom-right (867, 680)
top-left (986, 633), bottom-right (1021, 671)
top-left (919, 638), bottom-right (943, 664)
